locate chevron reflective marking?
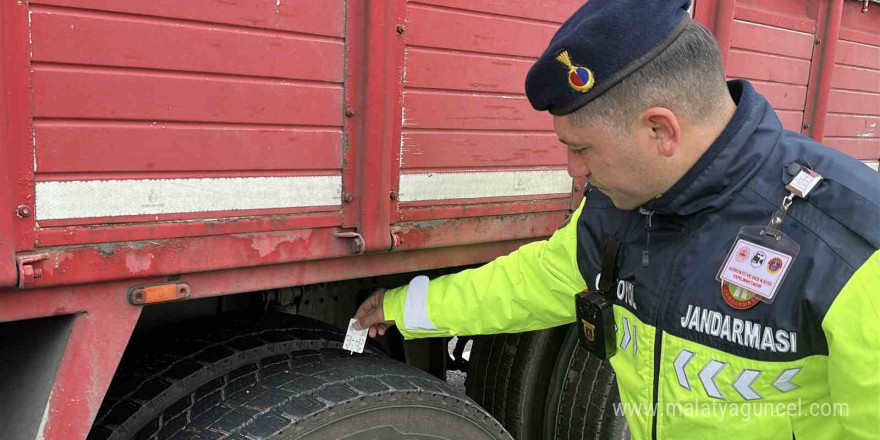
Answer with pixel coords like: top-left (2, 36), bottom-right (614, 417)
top-left (620, 316), bottom-right (631, 350)
top-left (733, 369), bottom-right (762, 400)
top-left (772, 368), bottom-right (801, 393)
top-left (674, 349), bottom-right (695, 390)
top-left (632, 323), bottom-right (638, 358)
top-left (699, 359), bottom-right (727, 400)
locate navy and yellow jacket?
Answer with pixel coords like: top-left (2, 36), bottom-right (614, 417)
top-left (383, 81), bottom-right (880, 439)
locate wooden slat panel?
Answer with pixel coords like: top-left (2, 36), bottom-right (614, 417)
top-left (404, 47), bottom-right (531, 94)
top-left (406, 3), bottom-right (556, 58)
top-left (736, 0), bottom-right (810, 19)
top-left (823, 114), bottom-right (879, 138)
top-left (409, 0), bottom-right (583, 23)
top-left (750, 81), bottom-right (807, 111)
top-left (400, 131), bottom-right (563, 168)
top-left (733, 5), bottom-right (815, 34)
top-left (726, 49), bottom-right (811, 85)
top-left (403, 91), bottom-right (551, 130)
top-left (839, 26), bottom-right (880, 48)
top-left (836, 40), bottom-right (880, 70)
top-left (824, 137), bottom-right (880, 160)
top-left (841, 1), bottom-right (880, 38)
top-left (827, 89), bottom-right (880, 116)
top-left (30, 8), bottom-right (343, 82)
top-left (776, 110), bottom-right (804, 132)
top-left (831, 65), bottom-right (880, 94)
top-left (31, 0), bottom-right (345, 37)
top-left (34, 123), bottom-right (342, 173)
top-left (32, 66), bottom-right (343, 125)
top-left (730, 20), bottom-right (814, 60)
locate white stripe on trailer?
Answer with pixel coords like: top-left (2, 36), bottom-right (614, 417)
top-left (863, 161), bottom-right (879, 172)
top-left (35, 175), bottom-right (342, 220)
top-left (398, 170), bottom-right (572, 202)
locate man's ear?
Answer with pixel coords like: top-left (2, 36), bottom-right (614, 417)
top-left (639, 107), bottom-right (680, 158)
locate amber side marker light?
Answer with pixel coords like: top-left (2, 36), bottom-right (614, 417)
top-left (128, 282), bottom-right (191, 305)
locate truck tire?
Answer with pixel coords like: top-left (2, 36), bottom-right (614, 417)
top-left (88, 312), bottom-right (511, 440)
top-left (465, 326), bottom-right (568, 440)
top-left (544, 324), bottom-right (630, 440)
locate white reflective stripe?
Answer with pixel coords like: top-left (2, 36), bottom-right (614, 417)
top-left (733, 369), bottom-right (762, 400)
top-left (673, 349), bottom-right (695, 390)
top-left (699, 359), bottom-right (727, 400)
top-left (398, 170), bottom-right (572, 202)
top-left (35, 175), bottom-right (342, 220)
top-left (772, 367), bottom-right (801, 392)
top-left (402, 275), bottom-right (436, 331)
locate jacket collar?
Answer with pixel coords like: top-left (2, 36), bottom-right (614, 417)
top-left (642, 80), bottom-right (779, 216)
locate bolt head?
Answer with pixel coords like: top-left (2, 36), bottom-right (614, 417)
top-left (343, 193), bottom-right (354, 203)
top-left (396, 25), bottom-right (406, 35)
top-left (390, 191), bottom-right (398, 200)
top-left (345, 107), bottom-right (356, 117)
top-left (16, 205), bottom-right (30, 218)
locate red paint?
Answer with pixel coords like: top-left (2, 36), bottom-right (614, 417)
top-left (401, 131), bottom-right (565, 169)
top-left (726, 50), bottom-right (812, 85)
top-left (803, 0), bottom-right (843, 141)
top-left (406, 3), bottom-right (556, 58)
top-left (696, 0), bottom-right (736, 65)
top-left (34, 122), bottom-right (343, 173)
top-left (394, 211), bottom-right (565, 250)
top-left (404, 91), bottom-right (552, 130)
top-left (31, 0), bottom-right (346, 37)
top-left (0, 0), bottom-right (23, 286)
top-left (32, 65), bottom-right (343, 125)
top-left (30, 5), bottom-right (344, 82)
top-left (36, 212), bottom-right (342, 247)
top-left (730, 19), bottom-right (815, 60)
top-left (341, 0), bottom-right (406, 251)
top-left (36, 204), bottom-right (340, 229)
top-left (733, 5), bottom-right (816, 33)
top-left (22, 227), bottom-right (355, 289)
top-left (749, 81), bottom-right (807, 111)
top-left (399, 199), bottom-right (571, 222)
top-left (404, 47), bottom-right (534, 95)
top-left (0, 1), bottom-right (877, 438)
top-left (411, 0), bottom-right (583, 24)
top-left (3, 0), bottom-right (37, 258)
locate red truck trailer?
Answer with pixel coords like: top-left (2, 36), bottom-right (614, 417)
top-left (0, 1), bottom-right (877, 439)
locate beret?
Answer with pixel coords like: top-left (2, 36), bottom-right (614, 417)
top-left (526, 0), bottom-right (692, 115)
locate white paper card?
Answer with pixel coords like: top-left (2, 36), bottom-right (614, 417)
top-left (785, 169), bottom-right (822, 198)
top-left (343, 318), bottom-right (369, 354)
top-left (718, 239), bottom-right (793, 300)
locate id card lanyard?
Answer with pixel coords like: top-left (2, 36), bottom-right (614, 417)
top-left (716, 167), bottom-right (822, 304)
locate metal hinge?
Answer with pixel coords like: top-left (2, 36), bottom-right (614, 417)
top-left (334, 231), bottom-right (366, 254)
top-left (848, 0), bottom-right (880, 12)
top-left (17, 254), bottom-right (48, 288)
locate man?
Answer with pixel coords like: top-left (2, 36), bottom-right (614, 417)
top-left (355, 0), bottom-right (880, 438)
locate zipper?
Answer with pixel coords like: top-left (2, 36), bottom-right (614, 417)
top-left (650, 222), bottom-right (691, 440)
top-left (639, 208), bottom-right (654, 267)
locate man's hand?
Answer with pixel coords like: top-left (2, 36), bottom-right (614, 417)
top-left (354, 288), bottom-right (395, 338)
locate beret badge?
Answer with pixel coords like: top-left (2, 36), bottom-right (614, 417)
top-left (556, 50), bottom-right (594, 93)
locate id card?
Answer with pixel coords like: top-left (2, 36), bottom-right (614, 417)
top-left (716, 226), bottom-right (799, 303)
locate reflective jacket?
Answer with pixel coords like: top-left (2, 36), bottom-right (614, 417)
top-left (383, 81), bottom-right (880, 439)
